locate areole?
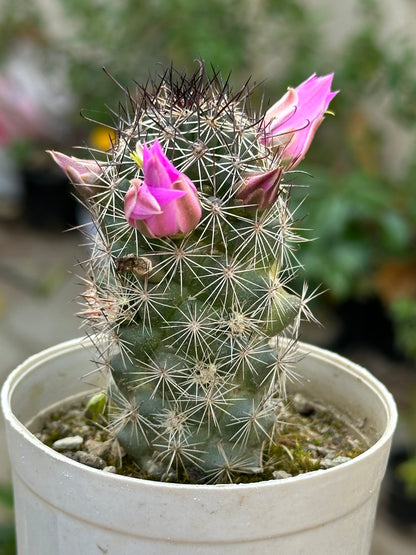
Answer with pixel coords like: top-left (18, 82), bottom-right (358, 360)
top-left (1, 337), bottom-right (397, 554)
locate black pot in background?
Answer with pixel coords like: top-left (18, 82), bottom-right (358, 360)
top-left (329, 297), bottom-right (403, 361)
top-left (21, 164), bottom-right (78, 231)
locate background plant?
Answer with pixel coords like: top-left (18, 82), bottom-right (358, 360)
top-left (0, 484), bottom-right (15, 555)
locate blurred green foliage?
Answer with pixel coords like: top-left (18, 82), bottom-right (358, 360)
top-left (0, 484), bottom-right (15, 555)
top-left (396, 385), bottom-right (416, 498)
top-left (397, 454), bottom-right (416, 498)
top-left (0, 0), bottom-right (415, 358)
top-left (391, 298), bottom-right (416, 362)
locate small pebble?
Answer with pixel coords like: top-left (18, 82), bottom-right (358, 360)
top-left (75, 451), bottom-right (106, 469)
top-left (103, 466), bottom-right (117, 473)
top-left (84, 438), bottom-right (111, 459)
top-left (320, 456), bottom-right (352, 469)
top-left (273, 470), bottom-right (292, 480)
top-left (310, 445), bottom-right (335, 458)
top-left (52, 436), bottom-right (84, 451)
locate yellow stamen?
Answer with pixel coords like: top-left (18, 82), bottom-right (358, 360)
top-left (130, 150), bottom-right (143, 168)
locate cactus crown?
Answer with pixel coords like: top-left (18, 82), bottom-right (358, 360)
top-left (55, 65), bottom-right (336, 484)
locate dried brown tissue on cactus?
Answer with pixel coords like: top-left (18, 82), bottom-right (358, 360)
top-left (43, 64), bottom-right (367, 484)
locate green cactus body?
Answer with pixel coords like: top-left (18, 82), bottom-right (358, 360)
top-left (79, 67), bottom-right (314, 483)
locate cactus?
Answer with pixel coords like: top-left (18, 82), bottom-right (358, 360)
top-left (50, 66), bottom-right (337, 484)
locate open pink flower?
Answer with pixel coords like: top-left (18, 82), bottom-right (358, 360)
top-left (124, 140), bottom-right (201, 238)
top-left (48, 150), bottom-right (102, 199)
top-left (261, 73), bottom-right (338, 168)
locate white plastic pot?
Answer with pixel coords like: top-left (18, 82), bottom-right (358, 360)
top-left (2, 337), bottom-right (397, 554)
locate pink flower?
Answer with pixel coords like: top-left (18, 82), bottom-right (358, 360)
top-left (261, 73), bottom-right (338, 168)
top-left (124, 140), bottom-right (201, 238)
top-left (48, 150), bottom-right (102, 199)
top-left (237, 167), bottom-right (283, 211)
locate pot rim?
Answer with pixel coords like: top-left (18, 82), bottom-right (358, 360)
top-left (1, 335), bottom-right (398, 491)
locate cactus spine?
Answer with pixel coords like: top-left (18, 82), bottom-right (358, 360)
top-left (74, 67), bottom-right (318, 484)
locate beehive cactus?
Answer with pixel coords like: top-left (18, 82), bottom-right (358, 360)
top-left (50, 66), bottom-right (337, 483)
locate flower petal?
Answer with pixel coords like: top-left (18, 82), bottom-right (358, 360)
top-left (150, 184), bottom-right (187, 208)
top-left (125, 179), bottom-right (162, 221)
top-left (261, 73), bottom-right (338, 168)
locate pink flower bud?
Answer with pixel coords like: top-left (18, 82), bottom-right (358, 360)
top-left (47, 150), bottom-right (102, 199)
top-left (124, 140), bottom-right (201, 238)
top-left (261, 73), bottom-right (338, 168)
top-left (237, 167), bottom-right (283, 211)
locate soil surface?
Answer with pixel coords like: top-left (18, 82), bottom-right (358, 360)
top-left (34, 392), bottom-right (368, 484)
